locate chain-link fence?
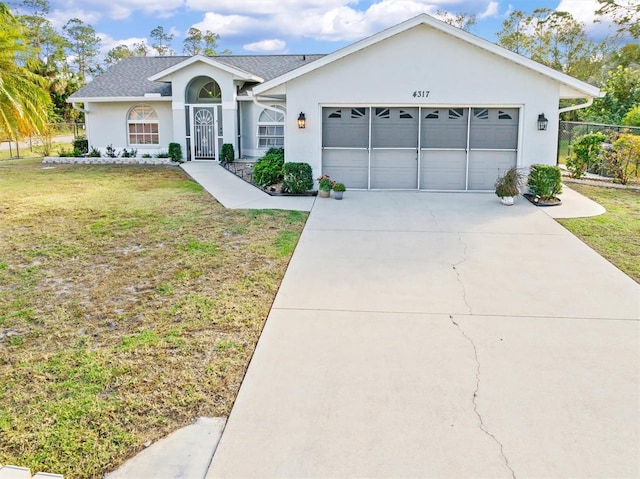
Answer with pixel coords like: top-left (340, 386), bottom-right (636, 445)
top-left (558, 121), bottom-right (640, 180)
top-left (558, 121), bottom-right (640, 162)
top-left (1, 123), bottom-right (86, 158)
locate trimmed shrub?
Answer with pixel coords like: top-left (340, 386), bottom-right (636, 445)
top-left (168, 142), bottom-right (183, 163)
top-left (221, 143), bottom-right (234, 164)
top-left (282, 162), bottom-right (313, 193)
top-left (72, 136), bottom-right (88, 155)
top-left (566, 132), bottom-right (606, 178)
top-left (527, 164), bottom-right (562, 200)
top-left (253, 149), bottom-right (285, 187)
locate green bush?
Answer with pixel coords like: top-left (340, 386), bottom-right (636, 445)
top-left (58, 147), bottom-right (81, 157)
top-left (221, 143), bottom-right (234, 164)
top-left (622, 105), bottom-right (640, 127)
top-left (72, 137), bottom-right (88, 155)
top-left (566, 132), bottom-right (606, 178)
top-left (105, 144), bottom-right (117, 158)
top-left (527, 164), bottom-right (562, 200)
top-left (87, 147), bottom-right (101, 157)
top-left (253, 150), bottom-right (285, 187)
top-left (121, 148), bottom-right (138, 158)
top-left (282, 162), bottom-right (313, 193)
top-left (602, 133), bottom-right (640, 184)
top-left (168, 143), bottom-right (183, 163)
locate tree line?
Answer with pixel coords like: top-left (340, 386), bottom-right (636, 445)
top-left (1, 0), bottom-right (638, 142)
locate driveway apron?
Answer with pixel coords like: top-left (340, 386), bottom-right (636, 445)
top-left (208, 191), bottom-right (640, 478)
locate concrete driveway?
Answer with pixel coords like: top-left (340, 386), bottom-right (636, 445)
top-left (208, 192), bottom-right (640, 478)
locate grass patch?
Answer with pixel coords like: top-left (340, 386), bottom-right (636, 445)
top-left (0, 158), bottom-right (307, 478)
top-left (558, 184), bottom-right (640, 283)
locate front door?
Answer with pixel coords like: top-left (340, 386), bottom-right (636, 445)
top-left (190, 105), bottom-right (223, 160)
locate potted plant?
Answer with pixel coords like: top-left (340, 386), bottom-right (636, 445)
top-left (524, 164), bottom-right (563, 206)
top-left (494, 167), bottom-right (523, 206)
top-left (317, 174), bottom-right (335, 198)
top-left (332, 182), bottom-right (346, 200)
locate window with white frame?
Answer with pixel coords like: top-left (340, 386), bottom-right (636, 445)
top-left (128, 104), bottom-right (159, 145)
top-left (257, 106), bottom-right (284, 149)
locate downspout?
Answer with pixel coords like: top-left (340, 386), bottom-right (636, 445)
top-left (249, 91), bottom-right (286, 114)
top-left (558, 97), bottom-right (594, 115)
top-left (72, 102), bottom-right (88, 114)
top-left (556, 97), bottom-right (595, 165)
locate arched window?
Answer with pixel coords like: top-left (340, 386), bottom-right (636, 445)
top-left (257, 106), bottom-right (284, 149)
top-left (128, 104), bottom-right (159, 145)
top-left (199, 81), bottom-right (222, 101)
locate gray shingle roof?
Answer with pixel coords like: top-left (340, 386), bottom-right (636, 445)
top-left (69, 54), bottom-right (326, 100)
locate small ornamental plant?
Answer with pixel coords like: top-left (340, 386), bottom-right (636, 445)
top-left (317, 174), bottom-right (335, 191)
top-left (332, 182), bottom-right (346, 192)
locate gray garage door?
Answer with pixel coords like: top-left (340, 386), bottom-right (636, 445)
top-left (322, 106), bottom-right (518, 190)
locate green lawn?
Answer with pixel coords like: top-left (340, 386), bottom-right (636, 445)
top-left (0, 159), bottom-right (307, 478)
top-left (559, 184), bottom-right (640, 283)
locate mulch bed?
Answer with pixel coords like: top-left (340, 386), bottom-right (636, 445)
top-left (523, 193), bottom-right (562, 206)
top-left (221, 161), bottom-right (317, 197)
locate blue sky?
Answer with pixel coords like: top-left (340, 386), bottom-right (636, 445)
top-left (44, 0), bottom-right (618, 57)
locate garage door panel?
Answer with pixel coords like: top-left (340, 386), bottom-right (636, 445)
top-left (420, 150), bottom-right (466, 190)
top-left (371, 150), bottom-right (417, 189)
top-left (421, 108), bottom-right (468, 149)
top-left (468, 150), bottom-right (516, 190)
top-left (372, 108), bottom-right (418, 148)
top-left (322, 107), bottom-right (369, 148)
top-left (322, 149), bottom-right (368, 189)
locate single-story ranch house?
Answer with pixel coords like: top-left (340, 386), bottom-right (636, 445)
top-left (68, 14), bottom-right (601, 191)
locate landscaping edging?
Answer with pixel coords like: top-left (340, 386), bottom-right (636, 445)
top-left (562, 177), bottom-right (640, 191)
top-left (43, 157), bottom-right (174, 165)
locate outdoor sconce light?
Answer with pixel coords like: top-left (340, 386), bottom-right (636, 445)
top-left (297, 112), bottom-right (306, 129)
top-left (537, 113), bottom-right (549, 131)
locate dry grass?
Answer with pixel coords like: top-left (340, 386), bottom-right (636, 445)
top-left (0, 158), bottom-right (307, 478)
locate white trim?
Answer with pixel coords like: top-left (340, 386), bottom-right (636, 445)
top-left (148, 55), bottom-right (263, 83)
top-left (253, 14), bottom-right (601, 99)
top-left (68, 96), bottom-right (171, 103)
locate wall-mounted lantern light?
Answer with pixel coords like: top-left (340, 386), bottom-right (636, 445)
top-left (297, 112), bottom-right (306, 129)
top-left (537, 113), bottom-right (548, 131)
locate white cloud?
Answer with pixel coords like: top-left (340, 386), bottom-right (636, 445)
top-left (52, 0), bottom-right (183, 22)
top-left (49, 8), bottom-right (102, 29)
top-left (191, 12), bottom-right (261, 36)
top-left (186, 0), bottom-right (356, 15)
top-left (478, 1), bottom-right (499, 19)
top-left (556, 0), bottom-right (615, 36)
top-left (97, 33), bottom-right (148, 56)
top-left (243, 39), bottom-right (287, 52)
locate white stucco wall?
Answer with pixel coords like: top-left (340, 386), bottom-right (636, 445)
top-left (278, 24), bottom-right (561, 179)
top-left (239, 100), bottom-right (286, 159)
top-left (85, 100), bottom-right (173, 155)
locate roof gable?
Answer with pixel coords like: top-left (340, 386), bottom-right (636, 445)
top-left (148, 55), bottom-right (263, 82)
top-left (253, 13), bottom-right (602, 99)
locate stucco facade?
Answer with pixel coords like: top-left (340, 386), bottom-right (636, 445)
top-left (69, 14), bottom-right (600, 191)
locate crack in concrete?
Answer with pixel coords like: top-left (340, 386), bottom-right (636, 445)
top-left (452, 234), bottom-right (472, 315)
top-left (449, 315), bottom-right (517, 479)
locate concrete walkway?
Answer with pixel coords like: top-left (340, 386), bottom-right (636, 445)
top-left (181, 161), bottom-right (315, 211)
top-left (207, 191), bottom-right (640, 478)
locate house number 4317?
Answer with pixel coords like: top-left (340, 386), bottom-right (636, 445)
top-left (412, 90), bottom-right (430, 98)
